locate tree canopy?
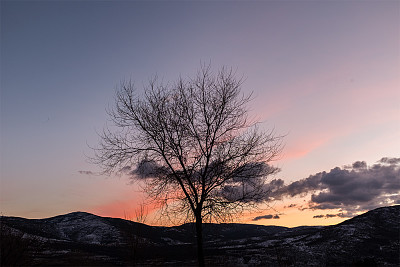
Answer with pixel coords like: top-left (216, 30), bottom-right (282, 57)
top-left (94, 65), bottom-right (283, 265)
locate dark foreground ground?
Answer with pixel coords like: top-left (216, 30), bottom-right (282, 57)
top-left (1, 206), bottom-right (399, 266)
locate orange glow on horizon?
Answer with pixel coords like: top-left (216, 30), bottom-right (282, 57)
top-left (88, 193), bottom-right (351, 228)
top-left (89, 197), bottom-right (158, 222)
top-left (241, 199), bottom-right (350, 228)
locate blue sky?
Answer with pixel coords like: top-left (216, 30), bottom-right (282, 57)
top-left (1, 1), bottom-right (399, 226)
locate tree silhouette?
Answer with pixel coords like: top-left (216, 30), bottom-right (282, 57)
top-left (94, 65), bottom-right (282, 266)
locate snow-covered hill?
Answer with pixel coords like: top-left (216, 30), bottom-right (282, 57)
top-left (1, 206), bottom-right (399, 266)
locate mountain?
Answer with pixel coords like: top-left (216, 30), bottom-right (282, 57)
top-left (1, 206), bottom-right (399, 266)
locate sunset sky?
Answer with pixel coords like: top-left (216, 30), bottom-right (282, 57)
top-left (1, 1), bottom-right (399, 227)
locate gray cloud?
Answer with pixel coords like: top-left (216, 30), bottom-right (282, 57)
top-left (119, 157), bottom-right (400, 216)
top-left (121, 159), bottom-right (169, 179)
top-left (269, 157), bottom-right (400, 215)
top-left (125, 159), bottom-right (281, 203)
top-left (352, 161), bottom-right (367, 169)
top-left (325, 214), bottom-right (337, 218)
top-left (78, 170), bottom-right (94, 175)
top-left (313, 212), bottom-right (352, 219)
top-left (132, 160), bottom-right (165, 178)
top-left (379, 157), bottom-right (400, 165)
top-left (252, 214), bottom-right (280, 221)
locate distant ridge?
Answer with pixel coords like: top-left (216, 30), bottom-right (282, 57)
top-left (1, 206), bottom-right (399, 266)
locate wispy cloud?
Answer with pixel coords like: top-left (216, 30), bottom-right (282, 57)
top-left (313, 212), bottom-right (350, 219)
top-left (252, 214), bottom-right (280, 221)
top-left (78, 170), bottom-right (95, 175)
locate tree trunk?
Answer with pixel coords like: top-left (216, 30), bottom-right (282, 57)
top-left (195, 213), bottom-right (205, 266)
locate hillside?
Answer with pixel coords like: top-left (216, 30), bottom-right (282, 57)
top-left (1, 206), bottom-right (399, 266)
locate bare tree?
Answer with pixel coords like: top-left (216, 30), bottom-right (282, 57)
top-left (124, 204), bottom-right (148, 266)
top-left (93, 65), bottom-right (282, 266)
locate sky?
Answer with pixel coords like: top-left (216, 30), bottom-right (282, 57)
top-left (1, 0), bottom-right (399, 227)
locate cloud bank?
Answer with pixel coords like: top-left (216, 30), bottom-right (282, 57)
top-left (266, 157), bottom-right (400, 216)
top-left (121, 157), bottom-right (399, 218)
